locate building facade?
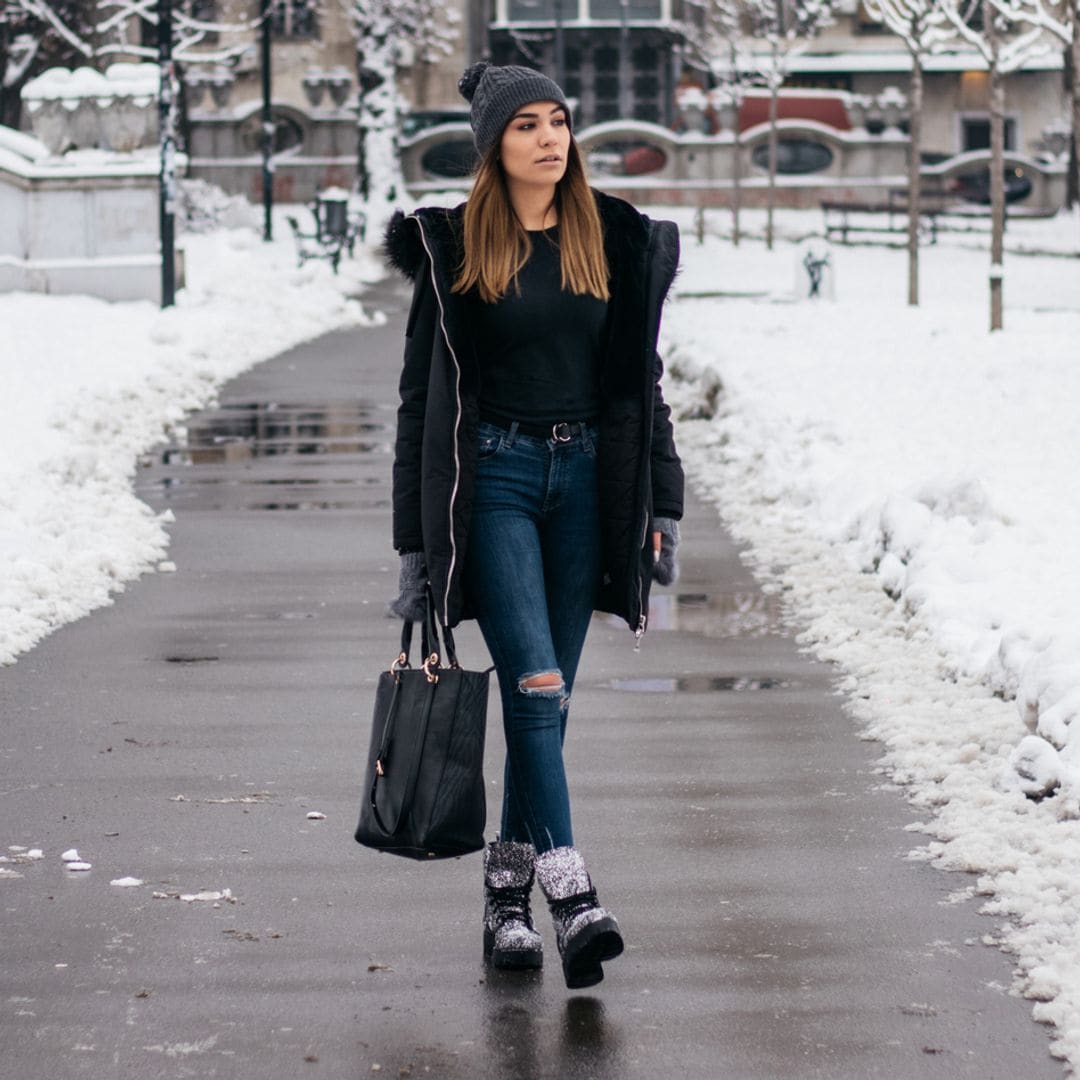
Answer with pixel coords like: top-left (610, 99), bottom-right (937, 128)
top-left (171, 0), bottom-right (1069, 204)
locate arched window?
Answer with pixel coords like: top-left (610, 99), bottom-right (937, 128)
top-left (586, 139), bottom-right (667, 177)
top-left (751, 138), bottom-right (833, 174)
top-left (240, 111), bottom-right (304, 155)
top-left (420, 139), bottom-right (478, 179)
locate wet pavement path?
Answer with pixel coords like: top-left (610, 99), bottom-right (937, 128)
top-left (0, 276), bottom-right (1060, 1079)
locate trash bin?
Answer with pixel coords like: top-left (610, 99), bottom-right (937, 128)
top-left (314, 187), bottom-right (350, 244)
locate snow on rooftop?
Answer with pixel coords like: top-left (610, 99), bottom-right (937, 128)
top-left (738, 49), bottom-right (1063, 74)
top-left (22, 64), bottom-right (159, 103)
top-left (0, 125), bottom-right (51, 164)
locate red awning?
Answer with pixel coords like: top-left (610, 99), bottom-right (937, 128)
top-left (739, 95), bottom-right (851, 132)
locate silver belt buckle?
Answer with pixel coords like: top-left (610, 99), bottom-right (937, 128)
top-left (552, 422), bottom-right (573, 443)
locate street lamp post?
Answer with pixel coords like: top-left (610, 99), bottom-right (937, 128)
top-left (260, 0), bottom-right (273, 241)
top-left (553, 0), bottom-right (565, 89)
top-left (157, 0), bottom-right (177, 308)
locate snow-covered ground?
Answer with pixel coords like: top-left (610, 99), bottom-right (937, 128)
top-left (659, 205), bottom-right (1080, 1067)
top-left (0, 203), bottom-right (384, 664)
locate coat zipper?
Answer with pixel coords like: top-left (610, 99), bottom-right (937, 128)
top-left (631, 221), bottom-right (667, 651)
top-left (410, 214), bottom-right (463, 629)
top-left (633, 504), bottom-right (648, 652)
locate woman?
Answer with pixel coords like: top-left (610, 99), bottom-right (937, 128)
top-left (384, 61), bottom-right (683, 990)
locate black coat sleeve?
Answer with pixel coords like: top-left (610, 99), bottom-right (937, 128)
top-left (392, 266), bottom-right (436, 554)
top-left (650, 350), bottom-right (684, 521)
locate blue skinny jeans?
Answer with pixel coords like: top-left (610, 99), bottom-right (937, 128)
top-left (464, 421), bottom-right (602, 854)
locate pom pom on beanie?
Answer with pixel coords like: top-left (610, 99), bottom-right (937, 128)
top-left (458, 61), bottom-right (490, 104)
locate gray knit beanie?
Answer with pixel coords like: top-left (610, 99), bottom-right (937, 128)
top-left (458, 61), bottom-right (571, 159)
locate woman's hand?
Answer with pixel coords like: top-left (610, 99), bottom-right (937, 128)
top-left (389, 551), bottom-right (429, 621)
top-left (650, 518), bottom-right (680, 586)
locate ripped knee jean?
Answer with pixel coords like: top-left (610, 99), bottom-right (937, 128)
top-left (464, 421), bottom-right (601, 853)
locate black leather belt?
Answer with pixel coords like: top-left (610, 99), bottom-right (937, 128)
top-left (480, 416), bottom-right (594, 443)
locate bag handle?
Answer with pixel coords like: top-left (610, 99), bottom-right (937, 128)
top-left (368, 671), bottom-right (438, 837)
top-left (394, 588), bottom-right (446, 673)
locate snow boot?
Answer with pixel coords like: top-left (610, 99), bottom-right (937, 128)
top-left (535, 846), bottom-right (623, 990)
top-left (483, 841), bottom-right (543, 970)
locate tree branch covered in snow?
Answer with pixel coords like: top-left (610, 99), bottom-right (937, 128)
top-left (741, 0), bottom-right (836, 88)
top-left (979, 0), bottom-right (1073, 48)
top-left (937, 0), bottom-right (1059, 71)
top-left (9, 0), bottom-right (94, 58)
top-left (0, 0), bottom-right (95, 125)
top-left (679, 0), bottom-right (753, 80)
top-left (94, 0), bottom-right (262, 63)
top-left (3, 31), bottom-right (42, 89)
top-left (861, 0), bottom-right (956, 56)
top-left (401, 0), bottom-right (458, 67)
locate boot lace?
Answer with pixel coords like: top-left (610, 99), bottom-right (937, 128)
top-left (488, 884), bottom-right (535, 931)
top-left (549, 889), bottom-right (599, 930)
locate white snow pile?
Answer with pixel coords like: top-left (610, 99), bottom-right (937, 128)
top-left (177, 178), bottom-right (260, 235)
top-left (660, 208), bottom-right (1080, 1064)
top-left (150, 887), bottom-right (235, 904)
top-left (0, 212), bottom-right (384, 665)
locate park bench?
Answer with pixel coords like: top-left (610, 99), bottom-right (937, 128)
top-left (284, 192), bottom-right (367, 274)
top-left (822, 187), bottom-right (1056, 245)
top-left (285, 214), bottom-right (343, 273)
top-left (822, 188), bottom-right (955, 244)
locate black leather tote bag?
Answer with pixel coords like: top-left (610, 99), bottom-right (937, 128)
top-left (355, 594), bottom-right (489, 859)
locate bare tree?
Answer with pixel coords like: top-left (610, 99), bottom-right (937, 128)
top-left (861, 0), bottom-right (955, 305)
top-left (984, 0), bottom-right (1076, 210)
top-left (742, 0), bottom-right (835, 250)
top-left (938, 0), bottom-right (1059, 330)
top-left (343, 0), bottom-right (458, 209)
top-left (681, 0), bottom-right (752, 245)
top-left (343, 0), bottom-right (409, 208)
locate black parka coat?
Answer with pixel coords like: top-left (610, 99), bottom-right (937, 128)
top-left (384, 190), bottom-right (683, 636)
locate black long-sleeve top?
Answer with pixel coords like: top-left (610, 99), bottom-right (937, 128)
top-left (473, 226), bottom-right (609, 426)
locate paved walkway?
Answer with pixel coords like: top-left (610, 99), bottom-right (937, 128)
top-left (0, 276), bottom-right (1060, 1078)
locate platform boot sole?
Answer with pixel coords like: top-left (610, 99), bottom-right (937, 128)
top-left (561, 916), bottom-right (624, 990)
top-left (483, 927), bottom-right (543, 970)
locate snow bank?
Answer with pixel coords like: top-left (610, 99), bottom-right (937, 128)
top-left (661, 208), bottom-right (1080, 1064)
top-left (0, 211), bottom-right (383, 665)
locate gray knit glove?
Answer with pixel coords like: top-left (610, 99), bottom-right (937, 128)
top-left (651, 517), bottom-right (680, 586)
top-left (389, 551), bottom-right (428, 622)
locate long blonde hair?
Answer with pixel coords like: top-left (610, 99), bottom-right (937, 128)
top-left (452, 138), bottom-right (610, 304)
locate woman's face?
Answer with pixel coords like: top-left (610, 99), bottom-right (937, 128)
top-left (498, 100), bottom-right (571, 188)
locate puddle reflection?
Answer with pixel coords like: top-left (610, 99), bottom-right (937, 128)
top-left (159, 401), bottom-right (392, 464)
top-left (559, 997), bottom-right (623, 1078)
top-left (604, 591), bottom-right (783, 638)
top-left (481, 975), bottom-right (624, 1079)
top-left (610, 675), bottom-right (792, 693)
